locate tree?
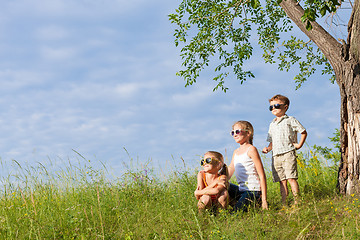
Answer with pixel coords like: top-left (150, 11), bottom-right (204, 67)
top-left (169, 0), bottom-right (360, 195)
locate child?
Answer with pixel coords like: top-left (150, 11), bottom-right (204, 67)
top-left (228, 120), bottom-right (268, 211)
top-left (262, 94), bottom-right (307, 205)
top-left (194, 151), bottom-right (229, 212)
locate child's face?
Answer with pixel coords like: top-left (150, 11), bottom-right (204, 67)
top-left (202, 153), bottom-right (222, 173)
top-left (269, 100), bottom-right (288, 118)
top-left (232, 124), bottom-right (250, 144)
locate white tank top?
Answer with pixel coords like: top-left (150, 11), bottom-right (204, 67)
top-left (234, 147), bottom-right (260, 191)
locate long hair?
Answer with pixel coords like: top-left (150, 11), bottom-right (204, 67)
top-left (218, 163), bottom-right (229, 177)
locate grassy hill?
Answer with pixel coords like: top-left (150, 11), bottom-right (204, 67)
top-left (0, 144), bottom-right (359, 239)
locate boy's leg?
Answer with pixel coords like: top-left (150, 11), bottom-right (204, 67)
top-left (283, 151), bottom-right (299, 205)
top-left (273, 154), bottom-right (287, 205)
top-left (279, 180), bottom-right (288, 205)
top-left (287, 178), bottom-right (300, 204)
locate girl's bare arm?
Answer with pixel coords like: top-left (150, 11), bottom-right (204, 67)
top-left (205, 175), bottom-right (227, 188)
top-left (248, 146), bottom-right (268, 210)
top-left (194, 171), bottom-right (205, 200)
top-left (227, 152), bottom-right (236, 178)
top-left (196, 175), bottom-right (227, 196)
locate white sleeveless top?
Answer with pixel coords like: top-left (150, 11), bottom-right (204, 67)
top-left (234, 147), bottom-right (261, 191)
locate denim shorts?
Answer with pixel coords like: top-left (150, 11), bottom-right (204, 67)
top-left (228, 183), bottom-right (261, 212)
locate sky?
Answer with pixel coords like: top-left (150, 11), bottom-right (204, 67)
top-left (0, 0), bottom-right (349, 179)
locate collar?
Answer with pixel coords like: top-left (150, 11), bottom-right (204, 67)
top-left (272, 114), bottom-right (289, 124)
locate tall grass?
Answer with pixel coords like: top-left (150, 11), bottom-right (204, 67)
top-left (0, 144), bottom-right (359, 239)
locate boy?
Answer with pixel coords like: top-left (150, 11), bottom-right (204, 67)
top-left (262, 94), bottom-right (307, 205)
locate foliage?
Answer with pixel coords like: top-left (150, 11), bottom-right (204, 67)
top-left (297, 0), bottom-right (342, 30)
top-left (1, 140), bottom-right (359, 239)
top-left (311, 128), bottom-right (341, 166)
top-left (169, 0), bottom-right (340, 91)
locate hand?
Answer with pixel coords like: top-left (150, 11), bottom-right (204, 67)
top-left (293, 143), bottom-right (301, 150)
top-left (262, 201), bottom-right (269, 210)
top-left (262, 147), bottom-right (269, 154)
top-left (194, 190), bottom-right (201, 200)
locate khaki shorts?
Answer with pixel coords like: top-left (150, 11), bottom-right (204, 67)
top-left (272, 150), bottom-right (298, 182)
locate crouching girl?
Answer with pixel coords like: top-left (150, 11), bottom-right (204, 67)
top-left (194, 151), bottom-right (229, 212)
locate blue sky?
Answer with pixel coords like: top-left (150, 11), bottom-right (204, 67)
top-left (0, 0), bottom-right (345, 177)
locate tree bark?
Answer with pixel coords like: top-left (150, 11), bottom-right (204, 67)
top-left (279, 0), bottom-right (342, 69)
top-left (280, 0), bottom-right (360, 194)
top-left (337, 0), bottom-right (360, 194)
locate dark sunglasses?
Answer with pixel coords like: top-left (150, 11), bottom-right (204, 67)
top-left (230, 129), bottom-right (248, 136)
top-left (269, 104), bottom-right (284, 111)
top-left (200, 157), bottom-right (219, 166)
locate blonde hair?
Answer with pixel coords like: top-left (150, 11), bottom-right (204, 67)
top-left (232, 120), bottom-right (254, 145)
top-left (205, 151), bottom-right (229, 178)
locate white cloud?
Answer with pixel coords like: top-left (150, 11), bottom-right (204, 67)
top-left (0, 69), bottom-right (48, 90)
top-left (35, 25), bottom-right (69, 41)
top-left (0, 0), bottom-right (159, 19)
top-left (40, 46), bottom-right (77, 60)
top-left (0, 0), bottom-right (342, 179)
top-left (171, 83), bottom-right (215, 107)
top-left (114, 82), bottom-right (141, 98)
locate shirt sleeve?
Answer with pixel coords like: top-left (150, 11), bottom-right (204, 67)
top-left (291, 117), bottom-right (306, 133)
top-left (266, 126), bottom-right (272, 142)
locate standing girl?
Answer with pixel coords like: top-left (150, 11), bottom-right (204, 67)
top-left (228, 121), bottom-right (268, 211)
top-left (194, 151), bottom-right (229, 212)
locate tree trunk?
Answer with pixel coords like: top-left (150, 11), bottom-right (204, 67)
top-left (280, 0), bottom-right (360, 194)
top-left (337, 61), bottom-right (360, 194)
top-left (337, 0), bottom-right (360, 195)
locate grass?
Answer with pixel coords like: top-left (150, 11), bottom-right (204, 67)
top-left (0, 146), bottom-right (359, 239)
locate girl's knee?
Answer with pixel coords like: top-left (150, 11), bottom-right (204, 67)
top-left (218, 192), bottom-right (229, 207)
top-left (198, 195), bottom-right (211, 209)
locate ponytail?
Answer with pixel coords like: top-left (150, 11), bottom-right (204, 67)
top-left (218, 163), bottom-right (229, 178)
top-left (218, 163), bottom-right (229, 188)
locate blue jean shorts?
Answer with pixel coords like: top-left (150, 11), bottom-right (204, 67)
top-left (228, 183), bottom-right (261, 212)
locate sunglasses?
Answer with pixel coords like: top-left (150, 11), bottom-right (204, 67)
top-left (200, 157), bottom-right (220, 166)
top-left (230, 129), bottom-right (248, 136)
top-left (269, 104), bottom-right (284, 111)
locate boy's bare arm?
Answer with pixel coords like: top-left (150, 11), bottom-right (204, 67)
top-left (262, 142), bottom-right (272, 153)
top-left (294, 130), bottom-right (307, 150)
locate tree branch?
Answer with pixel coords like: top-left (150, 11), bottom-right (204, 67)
top-left (279, 0), bottom-right (343, 71)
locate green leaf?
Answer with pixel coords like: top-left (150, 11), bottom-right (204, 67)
top-left (300, 15), bottom-right (307, 22)
top-left (170, 0), bottom-right (334, 91)
top-left (306, 20), bottom-right (313, 31)
top-left (320, 7), bottom-right (326, 17)
top-left (251, 0), bottom-right (260, 9)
